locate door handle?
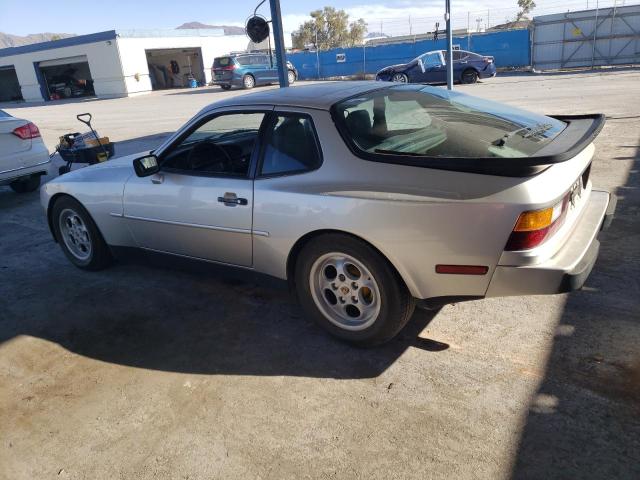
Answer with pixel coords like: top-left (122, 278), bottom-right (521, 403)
top-left (218, 193), bottom-right (248, 206)
top-left (151, 173), bottom-right (164, 184)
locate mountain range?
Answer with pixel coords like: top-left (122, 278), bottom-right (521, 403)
top-left (0, 32), bottom-right (75, 49)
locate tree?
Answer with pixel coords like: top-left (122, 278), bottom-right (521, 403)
top-left (516, 0), bottom-right (536, 21)
top-left (292, 7), bottom-right (367, 50)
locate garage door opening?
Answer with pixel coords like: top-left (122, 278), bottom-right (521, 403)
top-left (39, 56), bottom-right (95, 100)
top-left (145, 48), bottom-right (205, 90)
top-left (0, 66), bottom-right (22, 102)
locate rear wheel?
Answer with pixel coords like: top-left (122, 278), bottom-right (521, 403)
top-left (51, 196), bottom-right (113, 270)
top-left (461, 69), bottom-right (478, 84)
top-left (294, 234), bottom-right (415, 346)
top-left (287, 70), bottom-right (296, 84)
top-left (220, 84), bottom-right (231, 90)
top-left (242, 74), bottom-right (255, 89)
top-left (10, 175), bottom-right (41, 193)
top-left (391, 72), bottom-right (409, 83)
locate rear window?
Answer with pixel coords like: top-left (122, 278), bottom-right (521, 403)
top-left (332, 85), bottom-right (566, 159)
top-left (214, 57), bottom-right (232, 67)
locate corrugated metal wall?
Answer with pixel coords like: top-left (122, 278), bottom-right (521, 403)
top-left (289, 29), bottom-right (530, 80)
top-left (532, 4), bottom-right (640, 70)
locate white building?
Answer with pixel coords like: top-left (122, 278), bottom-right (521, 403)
top-left (0, 29), bottom-right (249, 102)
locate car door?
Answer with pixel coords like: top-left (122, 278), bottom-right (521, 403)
top-left (422, 52), bottom-right (446, 83)
top-left (265, 55), bottom-right (279, 83)
top-left (246, 55), bottom-right (267, 85)
top-left (122, 108), bottom-right (270, 267)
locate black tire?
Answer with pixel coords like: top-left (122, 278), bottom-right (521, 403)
top-left (220, 84), bottom-right (232, 90)
top-left (461, 69), bottom-right (478, 84)
top-left (294, 233), bottom-right (415, 347)
top-left (10, 175), bottom-right (41, 193)
top-left (51, 196), bottom-right (113, 271)
top-left (287, 70), bottom-right (296, 84)
top-left (242, 74), bottom-right (255, 89)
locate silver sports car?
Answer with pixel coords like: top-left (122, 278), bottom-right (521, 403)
top-left (41, 82), bottom-right (616, 346)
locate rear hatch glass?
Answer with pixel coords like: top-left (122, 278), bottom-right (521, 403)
top-left (214, 57), bottom-right (233, 68)
top-left (333, 84), bottom-right (567, 159)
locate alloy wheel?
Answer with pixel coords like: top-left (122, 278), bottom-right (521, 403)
top-left (59, 208), bottom-right (92, 261)
top-left (309, 252), bottom-right (381, 331)
top-left (391, 73), bottom-right (408, 83)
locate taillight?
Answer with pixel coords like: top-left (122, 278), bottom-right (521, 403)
top-left (217, 64), bottom-right (236, 71)
top-left (505, 196), bottom-right (568, 251)
top-left (12, 122), bottom-right (41, 140)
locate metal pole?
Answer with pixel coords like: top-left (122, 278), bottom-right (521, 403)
top-left (269, 0), bottom-right (289, 87)
top-left (487, 9), bottom-right (490, 30)
top-left (363, 42), bottom-right (366, 79)
top-left (467, 12), bottom-right (471, 50)
top-left (315, 30), bottom-right (320, 79)
top-left (445, 0), bottom-right (453, 90)
top-left (591, 0), bottom-right (599, 69)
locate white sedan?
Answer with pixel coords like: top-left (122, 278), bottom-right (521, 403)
top-left (0, 109), bottom-right (51, 193)
top-left (40, 82), bottom-right (616, 346)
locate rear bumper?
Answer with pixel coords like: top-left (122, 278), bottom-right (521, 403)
top-left (0, 156), bottom-right (51, 186)
top-left (485, 190), bottom-right (615, 297)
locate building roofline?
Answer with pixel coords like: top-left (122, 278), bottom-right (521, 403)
top-left (0, 30), bottom-right (117, 59)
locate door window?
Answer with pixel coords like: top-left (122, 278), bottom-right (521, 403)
top-left (259, 113), bottom-right (322, 176)
top-left (162, 112), bottom-right (266, 176)
top-left (422, 53), bottom-right (442, 67)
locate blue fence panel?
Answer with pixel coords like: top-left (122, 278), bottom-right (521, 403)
top-left (289, 29), bottom-right (530, 80)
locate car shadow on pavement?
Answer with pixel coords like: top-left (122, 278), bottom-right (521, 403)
top-left (0, 248), bottom-right (444, 379)
top-left (510, 144), bottom-right (640, 478)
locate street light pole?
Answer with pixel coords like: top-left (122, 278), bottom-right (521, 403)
top-left (445, 0), bottom-right (453, 90)
top-left (269, 0), bottom-right (289, 87)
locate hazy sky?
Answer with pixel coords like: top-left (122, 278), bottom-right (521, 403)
top-left (0, 0), bottom-right (526, 36)
top-left (1, 0), bottom-right (608, 38)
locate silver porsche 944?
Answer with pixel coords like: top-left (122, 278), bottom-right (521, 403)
top-left (41, 82), bottom-right (616, 346)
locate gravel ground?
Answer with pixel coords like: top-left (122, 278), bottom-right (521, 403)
top-left (1, 70), bottom-right (639, 480)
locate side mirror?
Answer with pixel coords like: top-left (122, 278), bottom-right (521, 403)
top-left (133, 154), bottom-right (159, 177)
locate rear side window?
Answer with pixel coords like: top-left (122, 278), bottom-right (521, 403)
top-left (332, 85), bottom-right (566, 159)
top-left (259, 113), bottom-right (322, 176)
top-left (236, 56), bottom-right (252, 66)
top-left (214, 57), bottom-right (232, 67)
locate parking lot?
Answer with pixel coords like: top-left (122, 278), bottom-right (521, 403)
top-left (1, 70), bottom-right (639, 479)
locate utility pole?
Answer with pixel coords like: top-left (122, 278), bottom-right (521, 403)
top-left (269, 0), bottom-right (289, 87)
top-left (445, 0), bottom-right (453, 90)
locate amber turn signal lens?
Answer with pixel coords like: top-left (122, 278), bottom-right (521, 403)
top-left (513, 207), bottom-right (554, 232)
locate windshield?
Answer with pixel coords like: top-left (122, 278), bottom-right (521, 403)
top-left (333, 85), bottom-right (566, 159)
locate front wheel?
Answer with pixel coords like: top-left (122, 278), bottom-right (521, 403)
top-left (242, 74), bottom-right (255, 89)
top-left (51, 196), bottom-right (113, 270)
top-left (10, 175), bottom-right (41, 193)
top-left (391, 72), bottom-right (409, 83)
top-left (287, 70), bottom-right (296, 84)
top-left (294, 234), bottom-right (415, 346)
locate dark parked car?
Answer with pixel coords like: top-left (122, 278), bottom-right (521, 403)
top-left (212, 53), bottom-right (298, 90)
top-left (375, 49), bottom-right (496, 85)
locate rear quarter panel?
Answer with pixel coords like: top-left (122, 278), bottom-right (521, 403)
top-left (252, 108), bottom-right (556, 299)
